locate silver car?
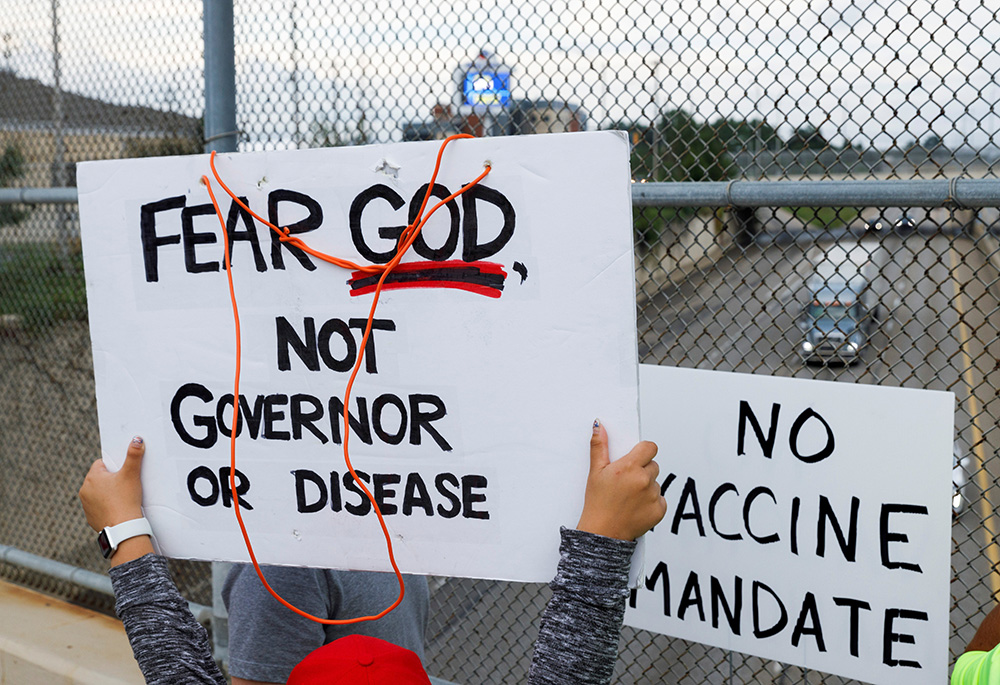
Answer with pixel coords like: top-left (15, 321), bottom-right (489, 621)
top-left (953, 443), bottom-right (973, 517)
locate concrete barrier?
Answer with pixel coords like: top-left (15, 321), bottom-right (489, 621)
top-left (0, 579), bottom-right (142, 684)
top-left (636, 210), bottom-right (734, 303)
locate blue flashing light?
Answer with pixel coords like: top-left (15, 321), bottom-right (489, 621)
top-left (463, 70), bottom-right (511, 107)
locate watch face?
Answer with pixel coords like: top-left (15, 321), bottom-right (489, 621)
top-left (98, 529), bottom-right (113, 559)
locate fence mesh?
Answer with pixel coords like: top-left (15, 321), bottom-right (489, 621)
top-left (0, 1), bottom-right (998, 683)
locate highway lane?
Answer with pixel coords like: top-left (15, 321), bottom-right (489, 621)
top-left (637, 228), bottom-right (1000, 681)
top-left (424, 227), bottom-right (1000, 684)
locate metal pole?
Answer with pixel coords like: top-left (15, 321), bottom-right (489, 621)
top-left (204, 0), bottom-right (238, 154)
top-left (204, 0), bottom-right (237, 668)
top-left (290, 0), bottom-right (302, 147)
top-left (630, 178), bottom-right (1000, 208)
top-left (49, 0), bottom-right (72, 265)
top-left (3, 180), bottom-right (1000, 210)
top-left (0, 543), bottom-right (211, 624)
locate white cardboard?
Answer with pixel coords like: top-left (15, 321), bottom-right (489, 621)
top-left (78, 132), bottom-right (640, 582)
top-left (628, 363), bottom-right (954, 684)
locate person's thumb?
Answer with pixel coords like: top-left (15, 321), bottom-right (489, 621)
top-left (589, 419), bottom-right (610, 472)
top-left (119, 436), bottom-right (145, 477)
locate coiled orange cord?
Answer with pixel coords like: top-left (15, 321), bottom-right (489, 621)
top-left (201, 134), bottom-right (490, 624)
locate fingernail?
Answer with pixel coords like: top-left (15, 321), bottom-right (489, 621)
top-left (131, 436), bottom-right (144, 446)
top-left (593, 419), bottom-right (600, 434)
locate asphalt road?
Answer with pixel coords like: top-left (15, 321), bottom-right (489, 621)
top-left (635, 222), bottom-right (1000, 682)
top-left (424, 222), bottom-right (1000, 684)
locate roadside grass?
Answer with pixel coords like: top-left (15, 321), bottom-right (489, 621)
top-left (785, 207), bottom-right (860, 229)
top-left (0, 243), bottom-right (87, 329)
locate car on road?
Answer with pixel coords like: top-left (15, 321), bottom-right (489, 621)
top-left (798, 244), bottom-right (884, 364)
top-left (863, 212), bottom-right (917, 234)
top-left (894, 214), bottom-right (916, 232)
top-left (798, 295), bottom-right (874, 364)
top-left (954, 443), bottom-right (974, 517)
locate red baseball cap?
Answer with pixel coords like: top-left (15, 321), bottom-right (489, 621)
top-left (287, 634), bottom-right (432, 684)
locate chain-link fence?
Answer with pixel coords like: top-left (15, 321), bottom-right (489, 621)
top-left (1, 1), bottom-right (999, 683)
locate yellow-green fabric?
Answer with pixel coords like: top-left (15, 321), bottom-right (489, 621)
top-left (953, 649), bottom-right (1000, 684)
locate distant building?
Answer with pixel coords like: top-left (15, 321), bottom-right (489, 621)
top-left (403, 50), bottom-right (585, 141)
top-left (507, 99), bottom-right (586, 135)
top-left (402, 99), bottom-right (586, 141)
top-left (0, 69), bottom-right (201, 187)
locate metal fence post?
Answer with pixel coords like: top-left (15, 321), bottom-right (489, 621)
top-left (204, 0), bottom-right (237, 154)
top-left (204, 0), bottom-right (237, 670)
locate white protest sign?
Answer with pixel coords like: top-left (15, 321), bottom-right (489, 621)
top-left (78, 131), bottom-right (639, 582)
top-left (627, 364), bottom-right (953, 684)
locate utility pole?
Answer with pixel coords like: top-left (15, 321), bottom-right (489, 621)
top-left (290, 0), bottom-right (302, 147)
top-left (50, 0), bottom-right (71, 265)
top-left (204, 0), bottom-right (237, 154)
top-left (204, 0), bottom-right (237, 670)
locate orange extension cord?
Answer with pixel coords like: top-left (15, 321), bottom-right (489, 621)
top-left (201, 134), bottom-right (490, 624)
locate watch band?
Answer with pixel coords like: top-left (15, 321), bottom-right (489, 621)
top-left (98, 518), bottom-right (153, 559)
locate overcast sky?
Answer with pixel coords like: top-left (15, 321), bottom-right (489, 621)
top-left (5, 0), bottom-right (998, 150)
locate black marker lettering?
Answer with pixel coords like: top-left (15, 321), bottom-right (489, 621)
top-left (269, 189), bottom-right (321, 271)
top-left (671, 477), bottom-right (706, 536)
top-left (403, 473), bottom-right (433, 516)
top-left (171, 383), bottom-right (217, 448)
top-left (834, 596), bottom-right (872, 658)
top-left (461, 475), bottom-right (489, 519)
top-left (408, 183), bottom-right (460, 261)
top-left (461, 184), bottom-right (516, 261)
top-left (409, 393), bottom-right (452, 451)
top-left (880, 504), bottom-right (929, 572)
top-left (374, 473), bottom-right (401, 515)
top-left (711, 575), bottom-right (742, 634)
top-left (318, 318), bottom-right (356, 372)
top-left (328, 396), bottom-right (373, 446)
top-left (349, 184), bottom-right (406, 264)
top-left (737, 400), bottom-right (780, 459)
top-left (789, 408), bottom-right (835, 463)
top-left (435, 473), bottom-right (461, 518)
top-left (140, 196), bottom-right (185, 282)
top-left (743, 486), bottom-right (779, 545)
top-left (883, 608), bottom-right (928, 668)
top-left (225, 196), bottom-right (267, 271)
top-left (347, 318), bottom-right (396, 374)
top-left (276, 316), bottom-right (319, 372)
top-left (262, 394), bottom-right (290, 440)
top-left (218, 467), bottom-right (253, 509)
top-left (634, 561), bottom-right (670, 614)
top-left (372, 394), bottom-right (407, 445)
top-left (816, 495), bottom-right (859, 562)
top-left (343, 470), bottom-right (372, 516)
top-left (294, 469), bottom-right (327, 513)
top-left (752, 580), bottom-right (788, 639)
top-left (181, 203), bottom-right (220, 274)
top-left (790, 592), bottom-right (826, 651)
top-left (708, 482), bottom-right (742, 541)
top-left (290, 394), bottom-right (328, 443)
top-left (678, 572), bottom-right (705, 622)
top-left (187, 465), bottom-right (219, 506)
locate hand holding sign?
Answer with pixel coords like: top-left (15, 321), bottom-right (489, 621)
top-left (577, 421), bottom-right (666, 541)
top-left (79, 436), bottom-right (146, 532)
top-left (79, 437), bottom-right (155, 567)
top-left (78, 132), bottom-right (640, 581)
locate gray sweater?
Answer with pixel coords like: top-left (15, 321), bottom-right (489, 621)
top-left (109, 527), bottom-right (636, 684)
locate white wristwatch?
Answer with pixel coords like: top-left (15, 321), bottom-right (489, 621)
top-left (98, 518), bottom-right (153, 559)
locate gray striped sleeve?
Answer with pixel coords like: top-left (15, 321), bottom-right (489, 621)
top-left (528, 527), bottom-right (637, 685)
top-left (110, 554), bottom-right (226, 685)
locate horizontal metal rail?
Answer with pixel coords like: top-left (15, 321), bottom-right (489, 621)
top-left (0, 187), bottom-right (79, 203)
top-left (631, 178), bottom-right (1000, 208)
top-left (3, 179), bottom-right (1000, 208)
top-left (0, 543), bottom-right (212, 624)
